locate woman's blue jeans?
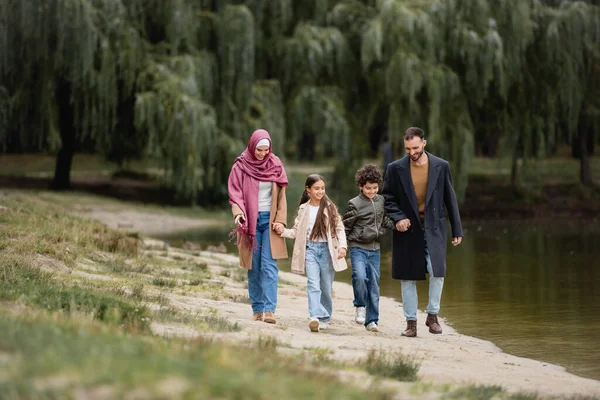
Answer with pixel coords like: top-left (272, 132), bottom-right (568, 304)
top-left (247, 212), bottom-right (278, 313)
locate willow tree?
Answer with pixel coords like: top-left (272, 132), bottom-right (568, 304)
top-left (0, 0), bottom-right (135, 187)
top-left (486, 0), bottom-right (600, 187)
top-left (2, 0), bottom-right (598, 206)
top-left (278, 22), bottom-right (355, 160)
top-left (360, 0), bottom-right (493, 200)
top-left (540, 1), bottom-right (600, 187)
top-left (0, 0), bottom-right (231, 201)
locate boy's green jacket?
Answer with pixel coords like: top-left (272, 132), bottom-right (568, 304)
top-left (342, 193), bottom-right (395, 251)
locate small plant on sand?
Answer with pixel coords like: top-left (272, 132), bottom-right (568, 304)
top-left (443, 384), bottom-right (504, 399)
top-left (152, 277), bottom-right (177, 288)
top-left (230, 294), bottom-right (251, 304)
top-left (232, 268), bottom-right (247, 283)
top-left (198, 315), bottom-right (241, 332)
top-left (362, 348), bottom-right (420, 382)
top-left (255, 335), bottom-right (280, 350)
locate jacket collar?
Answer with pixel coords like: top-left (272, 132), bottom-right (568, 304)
top-left (394, 152), bottom-right (442, 221)
top-left (358, 192), bottom-right (377, 202)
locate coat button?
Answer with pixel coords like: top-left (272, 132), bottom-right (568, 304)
top-left (433, 207), bottom-right (436, 212)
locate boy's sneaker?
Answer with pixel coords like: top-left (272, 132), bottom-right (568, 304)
top-left (355, 307), bottom-right (366, 324)
top-left (318, 321), bottom-right (329, 330)
top-left (309, 318), bottom-right (319, 332)
top-left (366, 322), bottom-right (379, 332)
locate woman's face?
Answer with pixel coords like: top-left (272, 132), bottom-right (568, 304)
top-left (254, 145), bottom-right (270, 161)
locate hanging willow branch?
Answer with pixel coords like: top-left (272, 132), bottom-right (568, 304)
top-left (135, 55), bottom-right (220, 201)
top-left (246, 80), bottom-right (287, 156)
top-left (1, 0), bottom-right (598, 202)
top-left (288, 86), bottom-right (350, 160)
top-left (218, 5), bottom-right (255, 140)
top-left (278, 23), bottom-right (355, 95)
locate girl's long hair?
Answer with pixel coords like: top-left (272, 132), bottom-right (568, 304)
top-left (299, 174), bottom-right (339, 240)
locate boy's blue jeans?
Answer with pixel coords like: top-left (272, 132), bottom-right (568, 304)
top-left (248, 211), bottom-right (278, 313)
top-left (305, 241), bottom-right (335, 322)
top-left (350, 247), bottom-right (381, 325)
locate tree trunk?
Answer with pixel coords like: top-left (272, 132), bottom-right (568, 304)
top-left (510, 152), bottom-right (519, 189)
top-left (579, 130), bottom-right (593, 187)
top-left (51, 80), bottom-right (76, 190)
top-left (571, 128), bottom-right (595, 158)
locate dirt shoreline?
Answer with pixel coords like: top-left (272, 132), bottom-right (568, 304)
top-left (78, 204), bottom-right (600, 398)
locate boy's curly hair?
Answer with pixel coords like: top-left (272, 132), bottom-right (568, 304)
top-left (355, 164), bottom-right (382, 187)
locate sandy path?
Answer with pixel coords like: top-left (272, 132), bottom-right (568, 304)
top-left (146, 249), bottom-right (600, 399)
top-left (72, 204), bottom-right (221, 236)
top-left (73, 205), bottom-right (600, 399)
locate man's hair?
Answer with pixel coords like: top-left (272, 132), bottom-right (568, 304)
top-left (355, 164), bottom-right (382, 187)
top-left (404, 127), bottom-right (425, 141)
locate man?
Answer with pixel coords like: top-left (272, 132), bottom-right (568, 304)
top-left (382, 127), bottom-right (463, 337)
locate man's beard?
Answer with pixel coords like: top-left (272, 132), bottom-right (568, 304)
top-left (410, 149), bottom-right (424, 162)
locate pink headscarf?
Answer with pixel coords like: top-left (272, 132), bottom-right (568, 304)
top-left (228, 129), bottom-right (288, 249)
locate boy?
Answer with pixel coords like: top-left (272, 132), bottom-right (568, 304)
top-left (342, 164), bottom-right (395, 332)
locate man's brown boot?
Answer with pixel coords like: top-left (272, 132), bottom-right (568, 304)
top-left (263, 311), bottom-right (276, 324)
top-left (426, 313), bottom-right (442, 334)
top-left (401, 320), bottom-right (417, 337)
top-left (252, 312), bottom-right (263, 322)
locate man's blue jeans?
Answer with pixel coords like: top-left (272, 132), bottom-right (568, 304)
top-left (248, 211), bottom-right (278, 313)
top-left (401, 235), bottom-right (444, 320)
top-left (350, 247), bottom-right (381, 325)
top-left (305, 241), bottom-right (335, 322)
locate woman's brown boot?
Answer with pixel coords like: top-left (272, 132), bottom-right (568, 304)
top-left (252, 312), bottom-right (263, 321)
top-left (263, 311), bottom-right (276, 324)
top-left (401, 320), bottom-right (417, 337)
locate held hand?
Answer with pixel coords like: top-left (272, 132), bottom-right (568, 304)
top-left (337, 247), bottom-right (347, 259)
top-left (272, 222), bottom-right (284, 235)
top-left (234, 214), bottom-right (245, 227)
top-left (452, 237), bottom-right (463, 246)
top-left (395, 218), bottom-right (411, 232)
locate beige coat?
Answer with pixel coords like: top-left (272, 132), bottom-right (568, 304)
top-left (231, 183), bottom-right (288, 270)
top-left (281, 202), bottom-right (348, 275)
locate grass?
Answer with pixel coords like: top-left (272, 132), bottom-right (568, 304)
top-left (362, 348), bottom-right (420, 382)
top-left (0, 192), bottom-right (402, 398)
top-left (152, 307), bottom-right (241, 332)
top-left (229, 294), bottom-right (252, 304)
top-left (0, 263), bottom-right (151, 333)
top-left (442, 385), bottom-right (504, 400)
top-left (0, 188), bottom-right (592, 399)
top-left (255, 335), bottom-right (281, 350)
top-left (0, 312), bottom-right (392, 399)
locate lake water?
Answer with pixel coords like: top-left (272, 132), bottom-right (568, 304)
top-left (159, 218), bottom-right (600, 381)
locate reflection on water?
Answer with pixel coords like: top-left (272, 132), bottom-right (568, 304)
top-left (159, 219), bottom-right (600, 380)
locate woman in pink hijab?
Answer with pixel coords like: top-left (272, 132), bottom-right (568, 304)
top-left (228, 129), bottom-right (289, 324)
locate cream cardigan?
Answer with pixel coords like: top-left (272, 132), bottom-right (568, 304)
top-left (281, 202), bottom-right (348, 275)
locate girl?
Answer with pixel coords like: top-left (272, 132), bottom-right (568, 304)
top-left (228, 129), bottom-right (289, 324)
top-left (275, 174), bottom-right (347, 332)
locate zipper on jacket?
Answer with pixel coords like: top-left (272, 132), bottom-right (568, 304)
top-left (371, 199), bottom-right (379, 240)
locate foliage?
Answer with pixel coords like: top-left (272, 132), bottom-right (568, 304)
top-left (0, 0), bottom-right (598, 202)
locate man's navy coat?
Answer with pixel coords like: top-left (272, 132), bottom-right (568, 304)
top-left (382, 152), bottom-right (463, 280)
